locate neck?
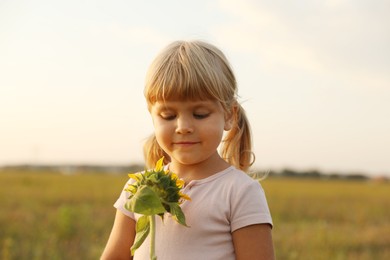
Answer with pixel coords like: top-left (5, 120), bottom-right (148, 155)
top-left (169, 153), bottom-right (230, 184)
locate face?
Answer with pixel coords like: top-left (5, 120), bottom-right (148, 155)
top-left (150, 99), bottom-right (232, 169)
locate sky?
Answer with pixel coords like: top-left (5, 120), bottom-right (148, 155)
top-left (1, 0), bottom-right (389, 177)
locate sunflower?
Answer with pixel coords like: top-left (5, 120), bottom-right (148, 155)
top-left (124, 157), bottom-right (190, 258)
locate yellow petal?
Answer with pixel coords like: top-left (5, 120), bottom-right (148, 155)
top-left (176, 179), bottom-right (185, 188)
top-left (155, 157), bottom-right (164, 172)
top-left (179, 192), bottom-right (191, 201)
top-left (128, 173), bottom-right (142, 182)
top-left (125, 184), bottom-right (137, 194)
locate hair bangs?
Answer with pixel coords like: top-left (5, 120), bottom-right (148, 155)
top-left (145, 41), bottom-right (234, 106)
top-left (146, 65), bottom-right (218, 104)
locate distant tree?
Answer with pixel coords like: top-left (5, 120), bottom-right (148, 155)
top-left (302, 170), bottom-right (321, 178)
top-left (281, 168), bottom-right (299, 177)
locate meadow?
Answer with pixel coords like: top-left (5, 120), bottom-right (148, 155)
top-left (1, 169), bottom-right (389, 259)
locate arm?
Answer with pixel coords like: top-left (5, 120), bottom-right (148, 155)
top-left (232, 223), bottom-right (275, 260)
top-left (100, 210), bottom-right (136, 260)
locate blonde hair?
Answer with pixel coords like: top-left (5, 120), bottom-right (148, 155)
top-left (143, 40), bottom-right (254, 172)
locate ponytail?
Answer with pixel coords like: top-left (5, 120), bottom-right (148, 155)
top-left (221, 103), bottom-right (254, 172)
top-left (143, 134), bottom-right (170, 169)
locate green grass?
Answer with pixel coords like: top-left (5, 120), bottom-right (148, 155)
top-left (1, 170), bottom-right (389, 259)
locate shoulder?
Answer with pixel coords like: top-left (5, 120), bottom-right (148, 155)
top-left (220, 167), bottom-right (264, 190)
top-left (222, 167), bottom-right (273, 230)
top-left (214, 167), bottom-right (267, 205)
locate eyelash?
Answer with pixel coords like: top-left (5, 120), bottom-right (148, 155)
top-left (194, 113), bottom-right (209, 119)
top-left (160, 113), bottom-right (210, 120)
top-left (161, 115), bottom-right (175, 120)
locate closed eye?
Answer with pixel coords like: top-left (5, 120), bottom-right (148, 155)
top-left (160, 114), bottom-right (176, 120)
top-left (194, 113), bottom-right (210, 119)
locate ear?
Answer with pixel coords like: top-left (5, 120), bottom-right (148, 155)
top-left (224, 106), bottom-right (236, 131)
top-left (224, 120), bottom-right (232, 131)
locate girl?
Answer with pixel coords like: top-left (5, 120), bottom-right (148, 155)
top-left (101, 40), bottom-right (274, 260)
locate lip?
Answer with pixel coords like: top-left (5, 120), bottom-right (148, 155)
top-left (173, 141), bottom-right (199, 145)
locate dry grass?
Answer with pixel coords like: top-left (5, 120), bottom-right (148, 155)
top-left (0, 170), bottom-right (127, 259)
top-left (261, 177), bottom-right (390, 259)
top-left (1, 170), bottom-right (389, 259)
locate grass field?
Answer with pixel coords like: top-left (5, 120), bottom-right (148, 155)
top-left (1, 170), bottom-right (389, 259)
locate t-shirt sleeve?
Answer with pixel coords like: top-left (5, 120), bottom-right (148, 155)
top-left (113, 179), bottom-right (136, 219)
top-left (230, 179), bottom-right (273, 232)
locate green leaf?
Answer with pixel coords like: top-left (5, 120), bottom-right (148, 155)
top-left (125, 186), bottom-right (166, 215)
top-left (168, 203), bottom-right (188, 227)
top-left (131, 215), bottom-right (150, 255)
top-left (148, 173), bottom-right (159, 183)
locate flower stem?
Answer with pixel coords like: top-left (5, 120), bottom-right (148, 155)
top-left (149, 215), bottom-right (157, 260)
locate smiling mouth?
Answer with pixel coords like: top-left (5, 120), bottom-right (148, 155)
top-left (173, 141), bottom-right (199, 145)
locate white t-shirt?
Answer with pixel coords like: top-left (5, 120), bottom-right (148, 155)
top-left (114, 166), bottom-right (273, 260)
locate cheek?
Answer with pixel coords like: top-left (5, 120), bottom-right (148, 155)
top-left (200, 120), bottom-right (225, 140)
top-left (153, 128), bottom-right (169, 152)
top-left (153, 121), bottom-right (172, 142)
top-left (152, 117), bottom-right (169, 131)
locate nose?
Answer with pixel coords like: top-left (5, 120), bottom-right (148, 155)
top-left (175, 116), bottom-right (194, 134)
